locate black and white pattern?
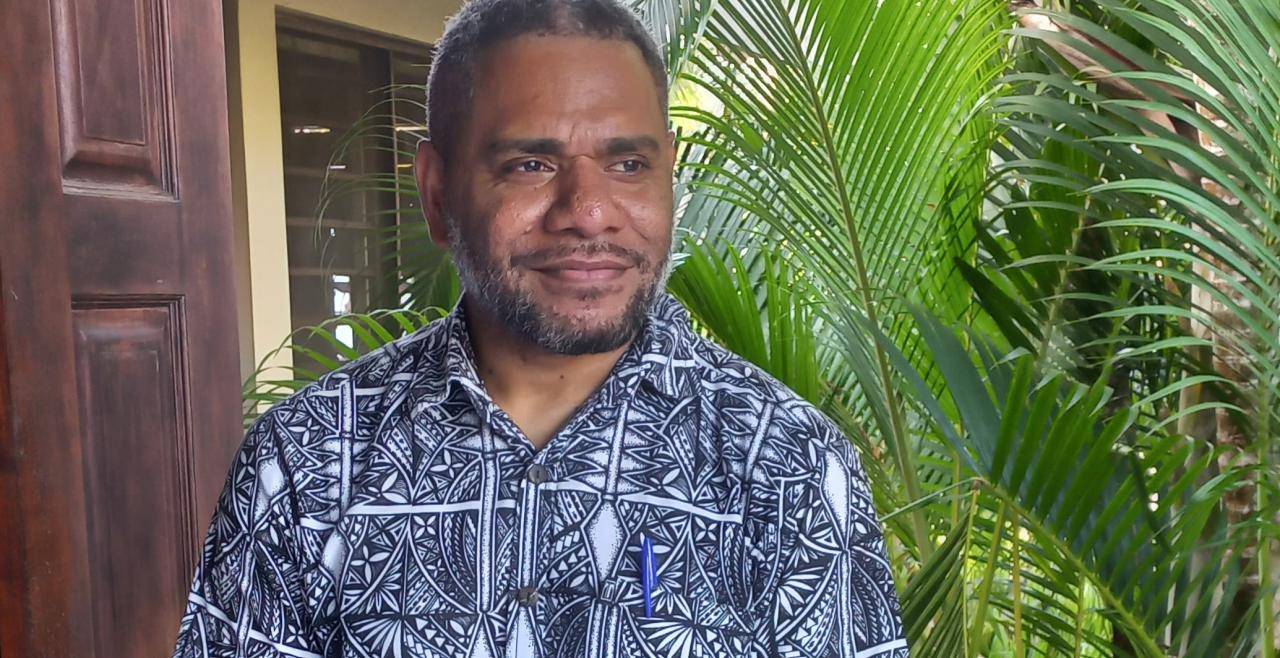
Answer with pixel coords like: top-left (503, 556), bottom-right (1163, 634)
top-left (173, 294), bottom-right (907, 658)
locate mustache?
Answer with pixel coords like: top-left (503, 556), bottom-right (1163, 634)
top-left (511, 243), bottom-right (647, 269)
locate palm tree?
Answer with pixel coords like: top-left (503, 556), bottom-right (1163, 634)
top-left (975, 1), bottom-right (1279, 652)
top-left (659, 0), bottom-right (1276, 653)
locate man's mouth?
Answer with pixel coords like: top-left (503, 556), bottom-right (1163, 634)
top-left (531, 258), bottom-right (632, 282)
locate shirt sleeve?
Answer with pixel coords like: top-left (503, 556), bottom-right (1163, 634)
top-left (768, 419), bottom-right (909, 657)
top-left (173, 410), bottom-right (320, 658)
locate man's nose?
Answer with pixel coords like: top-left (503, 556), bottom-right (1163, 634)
top-left (544, 158), bottom-right (624, 238)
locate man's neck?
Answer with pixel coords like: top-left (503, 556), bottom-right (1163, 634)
top-left (462, 299), bottom-right (633, 451)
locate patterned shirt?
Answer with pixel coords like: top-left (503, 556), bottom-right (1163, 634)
top-left (173, 294), bottom-right (907, 658)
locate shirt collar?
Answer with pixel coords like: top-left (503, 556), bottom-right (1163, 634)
top-left (632, 292), bottom-right (699, 400)
top-left (411, 292), bottom-right (699, 406)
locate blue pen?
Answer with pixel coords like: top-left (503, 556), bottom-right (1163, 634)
top-left (641, 534), bottom-right (657, 616)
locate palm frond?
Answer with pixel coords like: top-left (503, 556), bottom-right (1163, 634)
top-left (901, 307), bottom-right (1250, 654)
top-left (673, 0), bottom-right (1014, 558)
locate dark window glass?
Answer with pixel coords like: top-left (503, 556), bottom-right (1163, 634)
top-left (277, 26), bottom-right (432, 373)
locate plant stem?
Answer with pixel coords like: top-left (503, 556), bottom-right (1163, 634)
top-left (1012, 508), bottom-right (1025, 658)
top-left (1262, 481), bottom-right (1274, 658)
top-left (982, 484), bottom-right (1166, 657)
top-left (1073, 577), bottom-right (1085, 658)
top-left (970, 501), bottom-right (1007, 657)
top-left (1259, 120), bottom-right (1279, 658)
top-left (953, 456), bottom-right (963, 530)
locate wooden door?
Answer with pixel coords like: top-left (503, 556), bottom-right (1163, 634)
top-left (0, 0), bottom-right (242, 656)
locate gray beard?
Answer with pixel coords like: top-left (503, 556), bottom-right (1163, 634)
top-left (446, 217), bottom-right (672, 355)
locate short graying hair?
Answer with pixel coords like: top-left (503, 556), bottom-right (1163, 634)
top-left (426, 0), bottom-right (669, 162)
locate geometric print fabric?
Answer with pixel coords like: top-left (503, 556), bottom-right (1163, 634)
top-left (172, 293), bottom-right (908, 658)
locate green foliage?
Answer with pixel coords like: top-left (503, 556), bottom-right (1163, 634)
top-left (662, 0), bottom-right (1277, 653)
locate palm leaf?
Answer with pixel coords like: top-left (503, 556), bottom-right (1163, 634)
top-left (671, 0), bottom-right (1013, 558)
top-left (902, 307), bottom-right (1250, 655)
top-left (982, 4), bottom-right (1279, 649)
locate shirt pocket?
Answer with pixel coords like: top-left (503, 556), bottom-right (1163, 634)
top-left (618, 591), bottom-right (758, 658)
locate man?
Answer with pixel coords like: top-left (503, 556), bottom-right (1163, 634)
top-left (173, 0), bottom-right (907, 656)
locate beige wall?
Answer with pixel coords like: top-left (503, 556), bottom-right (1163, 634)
top-left (228, 0), bottom-right (459, 382)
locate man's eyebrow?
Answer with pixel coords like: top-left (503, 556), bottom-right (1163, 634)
top-left (604, 136), bottom-right (662, 156)
top-left (486, 138), bottom-right (565, 157)
top-left (484, 136), bottom-right (662, 159)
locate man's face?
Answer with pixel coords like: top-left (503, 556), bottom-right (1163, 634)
top-left (420, 35), bottom-right (676, 356)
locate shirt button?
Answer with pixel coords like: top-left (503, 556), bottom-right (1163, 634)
top-left (526, 464), bottom-right (550, 484)
top-left (516, 586), bottom-right (540, 608)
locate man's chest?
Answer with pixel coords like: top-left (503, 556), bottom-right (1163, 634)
top-left (305, 392), bottom-right (774, 657)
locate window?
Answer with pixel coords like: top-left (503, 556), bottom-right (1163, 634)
top-left (276, 18), bottom-right (433, 372)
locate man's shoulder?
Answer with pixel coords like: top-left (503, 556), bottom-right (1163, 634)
top-left (683, 334), bottom-right (856, 470)
top-left (250, 317), bottom-right (450, 439)
top-left (680, 334), bottom-right (876, 533)
top-left (239, 318), bottom-right (452, 519)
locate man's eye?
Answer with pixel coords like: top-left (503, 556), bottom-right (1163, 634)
top-left (613, 159), bottom-right (647, 174)
top-left (511, 160), bottom-right (551, 174)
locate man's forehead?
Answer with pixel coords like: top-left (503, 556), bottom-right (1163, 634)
top-left (465, 34), bottom-right (667, 138)
top-left (473, 33), bottom-right (653, 80)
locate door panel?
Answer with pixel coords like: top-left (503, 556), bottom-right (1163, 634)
top-left (51, 0), bottom-right (178, 197)
top-left (0, 0), bottom-right (240, 654)
top-left (72, 301), bottom-right (198, 658)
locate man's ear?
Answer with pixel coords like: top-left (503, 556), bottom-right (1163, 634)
top-left (415, 139), bottom-right (450, 248)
